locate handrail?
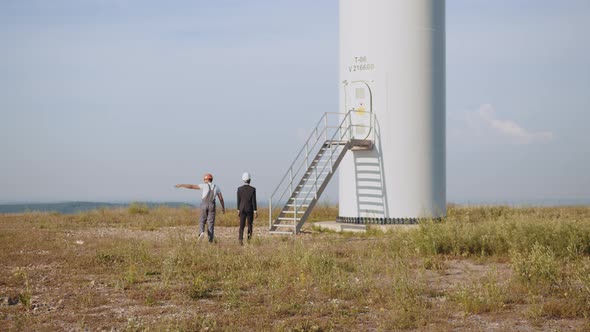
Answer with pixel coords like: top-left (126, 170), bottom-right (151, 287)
top-left (296, 113), bottom-right (375, 209)
top-left (269, 112), bottom-right (343, 198)
top-left (268, 113), bottom-right (342, 210)
top-left (269, 110), bottom-right (375, 231)
top-left (297, 116), bottom-right (352, 207)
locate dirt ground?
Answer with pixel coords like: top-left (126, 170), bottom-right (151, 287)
top-left (1, 223), bottom-right (589, 331)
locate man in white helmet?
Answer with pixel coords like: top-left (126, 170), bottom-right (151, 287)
top-left (237, 172), bottom-right (257, 245)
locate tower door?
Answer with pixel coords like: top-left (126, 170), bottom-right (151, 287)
top-left (344, 81), bottom-right (373, 139)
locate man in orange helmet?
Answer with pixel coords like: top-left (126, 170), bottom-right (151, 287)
top-left (175, 173), bottom-right (225, 242)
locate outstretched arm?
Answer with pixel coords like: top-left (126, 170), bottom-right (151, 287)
top-left (175, 184), bottom-right (201, 190)
top-left (218, 192), bottom-right (226, 214)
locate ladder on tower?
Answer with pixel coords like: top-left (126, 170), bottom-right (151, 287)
top-left (269, 110), bottom-right (375, 235)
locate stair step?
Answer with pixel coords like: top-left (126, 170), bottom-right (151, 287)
top-left (300, 179), bottom-right (328, 184)
top-left (313, 152), bottom-right (340, 157)
top-left (303, 175), bottom-right (329, 180)
top-left (289, 197), bottom-right (315, 201)
top-left (272, 224), bottom-right (297, 228)
top-left (270, 231), bottom-right (294, 235)
top-left (303, 176), bottom-right (328, 186)
top-left (278, 217), bottom-right (301, 221)
top-left (300, 179), bottom-right (328, 183)
top-left (286, 204), bottom-right (309, 207)
top-left (282, 210), bottom-right (304, 214)
top-left (290, 191), bottom-right (317, 195)
top-left (288, 197), bottom-right (314, 201)
top-left (309, 167), bottom-right (330, 171)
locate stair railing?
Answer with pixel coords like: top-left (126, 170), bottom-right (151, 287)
top-left (294, 111), bottom-right (375, 223)
top-left (269, 110), bottom-right (375, 229)
top-left (268, 112), bottom-right (340, 228)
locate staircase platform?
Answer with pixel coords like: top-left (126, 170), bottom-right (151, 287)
top-left (349, 139), bottom-right (373, 151)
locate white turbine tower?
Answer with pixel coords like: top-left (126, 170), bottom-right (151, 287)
top-left (268, 0), bottom-right (446, 234)
top-left (338, 0), bottom-right (446, 223)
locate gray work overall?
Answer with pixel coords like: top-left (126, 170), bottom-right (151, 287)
top-left (199, 183), bottom-right (216, 242)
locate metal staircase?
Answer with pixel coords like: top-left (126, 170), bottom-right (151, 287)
top-left (269, 110), bottom-right (375, 234)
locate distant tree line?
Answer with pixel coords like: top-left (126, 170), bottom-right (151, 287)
top-left (0, 202), bottom-right (196, 214)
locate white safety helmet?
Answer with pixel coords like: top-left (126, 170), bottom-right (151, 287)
top-left (242, 172), bottom-right (251, 182)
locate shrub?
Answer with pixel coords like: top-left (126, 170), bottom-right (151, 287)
top-left (189, 276), bottom-right (213, 300)
top-left (568, 258), bottom-right (590, 317)
top-left (452, 271), bottom-right (507, 314)
top-left (12, 268), bottom-right (32, 309)
top-left (128, 202), bottom-right (149, 215)
top-left (510, 242), bottom-right (559, 286)
top-left (412, 219), bottom-right (508, 256)
top-left (412, 206), bottom-right (590, 258)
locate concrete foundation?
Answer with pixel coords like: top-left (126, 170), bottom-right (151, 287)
top-left (313, 221), bottom-right (419, 233)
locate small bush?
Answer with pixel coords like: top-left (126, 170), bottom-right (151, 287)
top-left (128, 202), bottom-right (149, 215)
top-left (13, 269), bottom-right (32, 309)
top-left (569, 258), bottom-right (590, 317)
top-left (96, 252), bottom-right (125, 265)
top-left (189, 276), bottom-right (214, 300)
top-left (540, 298), bottom-right (579, 319)
top-left (422, 255), bottom-right (447, 270)
top-left (123, 264), bottom-right (140, 286)
top-left (510, 242), bottom-right (559, 286)
top-left (452, 271), bottom-right (507, 314)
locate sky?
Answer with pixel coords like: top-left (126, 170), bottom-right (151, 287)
top-left (1, 0), bottom-right (589, 205)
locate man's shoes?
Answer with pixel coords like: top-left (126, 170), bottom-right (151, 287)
top-left (239, 239), bottom-right (244, 246)
top-left (198, 232), bottom-right (204, 241)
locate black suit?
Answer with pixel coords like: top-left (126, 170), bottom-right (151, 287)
top-left (237, 184), bottom-right (257, 241)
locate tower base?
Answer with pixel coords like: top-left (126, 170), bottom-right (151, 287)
top-left (336, 216), bottom-right (420, 225)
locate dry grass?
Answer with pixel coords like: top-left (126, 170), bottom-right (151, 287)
top-left (1, 205), bottom-right (590, 331)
